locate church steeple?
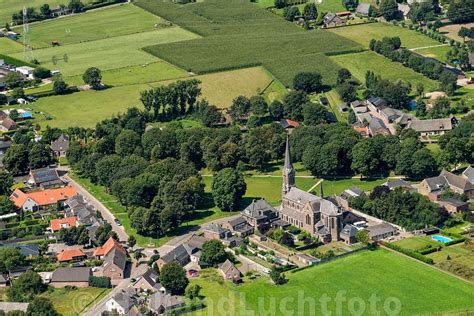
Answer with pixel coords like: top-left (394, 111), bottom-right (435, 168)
top-left (282, 136), bottom-right (295, 195)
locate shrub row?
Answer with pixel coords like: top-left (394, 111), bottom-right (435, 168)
top-left (418, 247), bottom-right (440, 255)
top-left (89, 276), bottom-right (111, 288)
top-left (383, 242), bottom-right (434, 264)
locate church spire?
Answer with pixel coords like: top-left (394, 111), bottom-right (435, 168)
top-left (282, 135), bottom-right (295, 195)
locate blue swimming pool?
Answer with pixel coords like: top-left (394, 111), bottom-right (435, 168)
top-left (431, 235), bottom-right (452, 243)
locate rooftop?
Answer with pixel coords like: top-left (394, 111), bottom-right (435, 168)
top-left (51, 267), bottom-right (91, 283)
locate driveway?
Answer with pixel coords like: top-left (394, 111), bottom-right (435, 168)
top-left (64, 175), bottom-right (129, 242)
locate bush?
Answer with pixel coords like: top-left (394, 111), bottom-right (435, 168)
top-left (33, 67), bottom-right (51, 79)
top-left (383, 242), bottom-right (434, 264)
top-left (89, 276), bottom-right (111, 288)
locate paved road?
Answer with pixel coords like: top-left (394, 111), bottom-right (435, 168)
top-left (64, 175), bottom-right (129, 242)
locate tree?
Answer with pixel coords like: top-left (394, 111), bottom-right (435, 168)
top-left (269, 100), bottom-right (284, 120)
top-left (0, 94), bottom-right (7, 105)
top-left (343, 0), bottom-right (359, 11)
top-left (0, 248), bottom-right (25, 273)
top-left (283, 90), bottom-right (309, 121)
top-left (410, 148), bottom-right (438, 178)
top-left (336, 68), bottom-right (352, 85)
top-left (337, 82), bottom-right (357, 102)
top-left (82, 67), bottom-right (102, 89)
top-left (351, 139), bottom-right (381, 177)
top-left (28, 143), bottom-right (54, 169)
top-left (212, 168), bottom-right (246, 211)
top-left (199, 103), bottom-right (223, 127)
top-left (274, 0), bottom-right (286, 9)
top-left (32, 67), bottom-right (51, 80)
top-left (283, 6), bottom-right (300, 21)
top-left (11, 87), bottom-right (25, 99)
top-left (7, 270), bottom-right (46, 302)
top-left (3, 144), bottom-right (29, 175)
top-left (302, 103), bottom-right (327, 125)
top-left (200, 240), bottom-right (227, 267)
top-left (0, 171), bottom-right (13, 196)
top-left (4, 72), bottom-right (22, 89)
top-left (356, 230), bottom-right (370, 244)
top-left (280, 231), bottom-right (294, 247)
top-left (115, 129), bottom-right (141, 156)
top-left (293, 72), bottom-right (323, 93)
top-left (53, 79), bottom-right (69, 95)
top-left (270, 267), bottom-right (287, 285)
top-left (160, 262), bottom-right (189, 295)
top-left (249, 95), bottom-right (268, 116)
top-left (68, 0), bottom-right (84, 13)
top-left (185, 284), bottom-right (201, 300)
top-left (447, 0), bottom-right (474, 23)
top-left (26, 297), bottom-right (59, 316)
top-left (439, 72), bottom-right (457, 96)
top-left (40, 4), bottom-right (52, 17)
top-left (0, 196), bottom-right (16, 215)
top-left (128, 235), bottom-right (136, 248)
top-left (411, 1), bottom-right (434, 23)
top-left (379, 0), bottom-right (399, 20)
top-left (229, 96), bottom-right (251, 122)
top-left (303, 3), bottom-right (318, 20)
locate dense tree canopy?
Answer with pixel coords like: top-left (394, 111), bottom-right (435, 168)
top-left (212, 168), bottom-right (247, 211)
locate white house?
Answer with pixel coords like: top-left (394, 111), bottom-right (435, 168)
top-left (16, 66), bottom-right (35, 79)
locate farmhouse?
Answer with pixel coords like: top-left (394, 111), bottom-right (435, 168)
top-left (10, 187), bottom-right (77, 211)
top-left (50, 267), bottom-right (91, 288)
top-left (323, 13), bottom-right (345, 28)
top-left (368, 117), bottom-right (390, 136)
top-left (406, 117), bottom-right (456, 137)
top-left (419, 170), bottom-right (474, 200)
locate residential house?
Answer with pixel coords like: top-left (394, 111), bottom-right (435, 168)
top-left (218, 259), bottom-right (242, 283)
top-left (1, 243), bottom-right (40, 258)
top-left (101, 247), bottom-right (127, 284)
top-left (398, 3), bottom-right (411, 19)
top-left (350, 100), bottom-right (368, 113)
top-left (419, 170), bottom-right (474, 200)
top-left (51, 134), bottom-right (69, 158)
top-left (10, 184), bottom-right (75, 211)
top-left (367, 223), bottom-right (398, 241)
top-left (383, 179), bottom-right (413, 191)
top-left (93, 237), bottom-right (125, 260)
top-left (323, 13), bottom-right (345, 27)
top-left (105, 288), bottom-right (137, 316)
top-left (0, 117), bottom-right (18, 132)
top-left (15, 66), bottom-right (34, 79)
top-left (148, 293), bottom-right (185, 315)
top-left (462, 166), bottom-right (474, 184)
top-left (356, 3), bottom-right (371, 15)
top-left (367, 97), bottom-right (387, 113)
top-left (338, 186), bottom-right (364, 209)
top-left (8, 266), bottom-right (31, 279)
top-left (339, 224), bottom-right (358, 244)
top-left (27, 167), bottom-right (63, 189)
top-left (437, 198), bottom-right (469, 214)
top-left (241, 199), bottom-right (277, 227)
top-left (133, 268), bottom-right (165, 293)
top-left (56, 248), bottom-right (86, 263)
top-left (65, 196), bottom-right (97, 226)
top-left (156, 244), bottom-right (192, 269)
top-left (202, 223), bottom-right (232, 241)
top-left (50, 217), bottom-right (77, 232)
top-left (280, 118), bottom-right (300, 131)
top-left (406, 117), bottom-right (457, 137)
top-left (50, 267), bottom-right (91, 288)
top-left (368, 117), bottom-right (390, 136)
top-left (222, 217), bottom-right (253, 237)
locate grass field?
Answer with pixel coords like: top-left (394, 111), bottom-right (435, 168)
top-left (311, 177), bottom-right (389, 196)
top-left (323, 89), bottom-right (347, 122)
top-left (328, 22), bottom-right (439, 49)
top-left (189, 249), bottom-right (474, 315)
top-left (330, 51), bottom-right (438, 91)
top-left (41, 287), bottom-right (110, 316)
top-left (0, 38), bottom-right (24, 54)
top-left (31, 67), bottom-right (274, 128)
top-left (136, 0), bottom-right (361, 86)
top-left (15, 4), bottom-right (163, 49)
top-left (11, 27), bottom-right (199, 76)
top-left (0, 0), bottom-right (92, 25)
top-left (412, 45), bottom-right (451, 63)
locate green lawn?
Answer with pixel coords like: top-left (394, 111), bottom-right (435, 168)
top-left (14, 4), bottom-right (163, 49)
top-left (393, 236), bottom-right (441, 251)
top-left (262, 78), bottom-right (287, 103)
top-left (136, 0), bottom-right (361, 86)
top-left (413, 45), bottom-right (451, 63)
top-left (190, 249), bottom-right (474, 315)
top-left (31, 67), bottom-right (274, 128)
top-left (330, 51), bottom-right (438, 92)
top-left (324, 89), bottom-right (347, 122)
top-left (0, 0), bottom-right (91, 25)
top-left (41, 287), bottom-right (110, 316)
top-left (11, 27), bottom-right (199, 76)
top-left (328, 22), bottom-right (439, 49)
top-left (311, 177), bottom-right (389, 196)
top-left (0, 38), bottom-right (24, 54)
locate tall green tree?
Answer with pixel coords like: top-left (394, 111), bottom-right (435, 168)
top-left (82, 67), bottom-right (102, 89)
top-left (160, 262), bottom-right (189, 295)
top-left (3, 144), bottom-right (29, 175)
top-left (379, 0), bottom-right (399, 20)
top-left (200, 240), bottom-right (228, 267)
top-left (212, 168), bottom-right (247, 211)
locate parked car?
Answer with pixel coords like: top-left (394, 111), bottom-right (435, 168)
top-left (114, 218), bottom-right (122, 226)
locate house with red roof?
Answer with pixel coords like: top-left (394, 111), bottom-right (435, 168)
top-left (50, 217), bottom-right (77, 232)
top-left (10, 187), bottom-right (77, 211)
top-left (94, 237), bottom-right (126, 259)
top-left (57, 248), bottom-right (86, 262)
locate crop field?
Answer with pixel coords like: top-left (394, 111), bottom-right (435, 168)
top-left (136, 0), bottom-right (361, 86)
top-left (330, 51), bottom-right (438, 91)
top-left (11, 28), bottom-right (199, 76)
top-left (14, 4), bottom-right (163, 49)
top-left (189, 249), bottom-right (474, 315)
top-left (0, 0), bottom-right (92, 25)
top-left (31, 67), bottom-right (275, 128)
top-left (328, 22), bottom-right (439, 49)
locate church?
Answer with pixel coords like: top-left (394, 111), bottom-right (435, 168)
top-left (278, 138), bottom-right (344, 243)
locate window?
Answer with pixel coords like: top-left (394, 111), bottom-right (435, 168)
top-left (306, 214), bottom-right (311, 225)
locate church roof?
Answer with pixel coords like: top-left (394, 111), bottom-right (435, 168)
top-left (285, 187), bottom-right (341, 216)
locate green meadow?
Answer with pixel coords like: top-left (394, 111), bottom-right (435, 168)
top-left (14, 4), bottom-right (163, 49)
top-left (328, 22), bottom-right (439, 49)
top-left (190, 249), bottom-right (474, 315)
top-left (0, 38), bottom-right (24, 54)
top-left (330, 51), bottom-right (438, 91)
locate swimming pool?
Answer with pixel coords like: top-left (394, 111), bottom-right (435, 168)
top-left (431, 235), bottom-right (452, 243)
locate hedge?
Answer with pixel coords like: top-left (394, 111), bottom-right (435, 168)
top-left (418, 247), bottom-right (440, 255)
top-left (89, 276), bottom-right (111, 288)
top-left (0, 54), bottom-right (37, 68)
top-left (383, 242), bottom-right (434, 264)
